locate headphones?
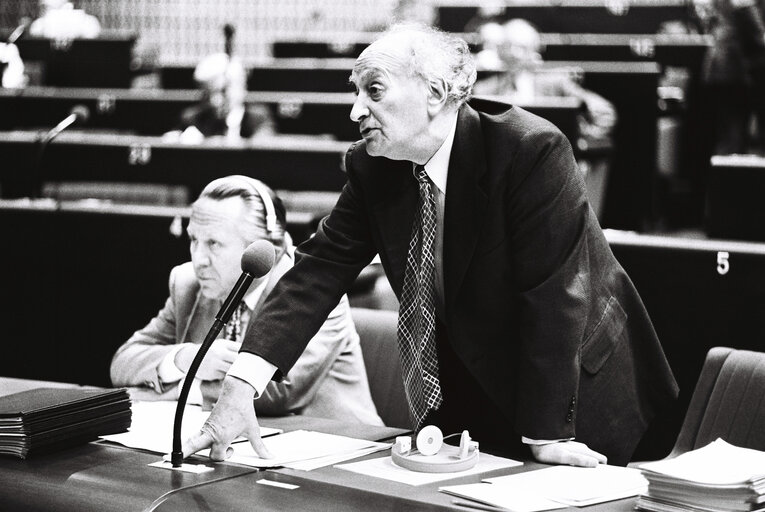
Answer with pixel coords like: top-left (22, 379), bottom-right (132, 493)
top-left (230, 175), bottom-right (284, 245)
top-left (391, 425), bottom-right (479, 473)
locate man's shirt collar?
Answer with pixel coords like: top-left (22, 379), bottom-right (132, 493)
top-left (420, 112), bottom-right (458, 194)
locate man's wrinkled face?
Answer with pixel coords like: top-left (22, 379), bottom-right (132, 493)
top-left (187, 197), bottom-right (250, 301)
top-left (349, 41), bottom-right (431, 162)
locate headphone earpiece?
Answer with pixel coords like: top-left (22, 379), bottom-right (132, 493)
top-left (416, 425), bottom-right (443, 456)
top-left (391, 426), bottom-right (479, 473)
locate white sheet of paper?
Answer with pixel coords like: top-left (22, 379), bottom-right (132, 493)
top-left (440, 482), bottom-right (567, 512)
top-left (100, 401), bottom-right (281, 454)
top-left (638, 438), bottom-right (765, 485)
top-left (208, 430), bottom-right (390, 469)
top-left (285, 443), bottom-right (391, 471)
top-left (335, 452), bottom-right (522, 486)
top-left (483, 464), bottom-right (648, 506)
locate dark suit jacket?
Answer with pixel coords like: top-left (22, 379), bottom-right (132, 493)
top-left (242, 98), bottom-right (678, 464)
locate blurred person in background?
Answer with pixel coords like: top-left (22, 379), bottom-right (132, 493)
top-left (693, 0), bottom-right (765, 154)
top-left (29, 0), bottom-right (100, 39)
top-left (0, 41), bottom-right (25, 88)
top-left (166, 25), bottom-right (275, 144)
top-left (474, 18), bottom-right (617, 146)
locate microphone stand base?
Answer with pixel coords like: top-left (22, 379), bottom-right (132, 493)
top-left (148, 459), bottom-right (215, 474)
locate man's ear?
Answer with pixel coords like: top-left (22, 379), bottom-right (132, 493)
top-left (427, 78), bottom-right (449, 115)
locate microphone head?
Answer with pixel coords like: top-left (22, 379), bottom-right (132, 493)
top-left (241, 239), bottom-right (275, 278)
top-left (70, 104), bottom-right (90, 124)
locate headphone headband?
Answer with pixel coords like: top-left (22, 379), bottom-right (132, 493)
top-left (230, 175), bottom-right (280, 243)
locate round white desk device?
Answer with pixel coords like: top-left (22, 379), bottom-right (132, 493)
top-left (391, 426), bottom-right (479, 473)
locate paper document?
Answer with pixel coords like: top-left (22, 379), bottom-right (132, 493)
top-left (205, 429), bottom-right (390, 469)
top-left (638, 439), bottom-right (765, 485)
top-left (100, 401), bottom-right (281, 454)
top-left (336, 452), bottom-right (522, 486)
top-left (483, 464), bottom-right (648, 506)
top-left (440, 482), bottom-right (566, 512)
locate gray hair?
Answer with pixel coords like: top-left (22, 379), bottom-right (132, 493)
top-left (193, 175), bottom-right (287, 247)
top-left (364, 23), bottom-right (477, 107)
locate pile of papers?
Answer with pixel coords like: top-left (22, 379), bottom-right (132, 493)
top-left (0, 387), bottom-right (131, 459)
top-left (440, 464), bottom-right (647, 512)
top-left (637, 438), bottom-right (765, 512)
top-left (101, 400), bottom-right (282, 455)
top-left (215, 429), bottom-right (391, 470)
top-left (102, 401), bottom-right (386, 471)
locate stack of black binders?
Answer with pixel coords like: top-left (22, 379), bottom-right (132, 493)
top-left (0, 387), bottom-right (131, 459)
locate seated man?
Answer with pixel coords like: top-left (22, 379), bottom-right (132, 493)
top-left (110, 175), bottom-right (382, 426)
top-left (0, 41), bottom-right (25, 88)
top-left (29, 0), bottom-right (101, 39)
top-left (166, 53), bottom-right (275, 144)
top-left (474, 18), bottom-right (617, 145)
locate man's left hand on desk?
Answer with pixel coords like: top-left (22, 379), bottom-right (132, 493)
top-left (529, 440), bottom-right (607, 468)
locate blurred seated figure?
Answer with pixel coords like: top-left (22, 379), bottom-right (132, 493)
top-left (110, 175), bottom-right (382, 425)
top-left (0, 42), bottom-right (25, 88)
top-left (165, 53), bottom-right (275, 144)
top-left (473, 22), bottom-right (505, 71)
top-left (693, 0), bottom-right (765, 154)
top-left (29, 0), bottom-right (101, 39)
top-left (474, 19), bottom-right (617, 145)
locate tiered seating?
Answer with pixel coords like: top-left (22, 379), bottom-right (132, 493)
top-left (9, 30), bottom-right (136, 88)
top-left (0, 131), bottom-right (349, 199)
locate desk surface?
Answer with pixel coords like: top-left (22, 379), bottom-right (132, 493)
top-left (0, 378), bottom-right (637, 512)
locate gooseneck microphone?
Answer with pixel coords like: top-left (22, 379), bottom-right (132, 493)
top-left (171, 239), bottom-right (276, 468)
top-left (31, 104), bottom-right (90, 197)
top-left (40, 104), bottom-right (91, 146)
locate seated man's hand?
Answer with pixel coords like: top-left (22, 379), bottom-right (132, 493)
top-left (529, 440), bottom-right (607, 467)
top-left (183, 376), bottom-right (273, 461)
top-left (200, 379), bottom-right (222, 411)
top-left (175, 339), bottom-right (240, 381)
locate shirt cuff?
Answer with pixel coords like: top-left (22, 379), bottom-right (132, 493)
top-left (157, 344), bottom-right (187, 384)
top-left (227, 352), bottom-right (278, 397)
top-left (522, 436), bottom-right (575, 445)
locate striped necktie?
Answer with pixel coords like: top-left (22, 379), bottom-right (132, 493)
top-left (397, 164), bottom-right (443, 430)
top-left (224, 301), bottom-right (247, 343)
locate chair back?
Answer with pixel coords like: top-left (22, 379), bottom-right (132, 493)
top-left (671, 347), bottom-right (765, 456)
top-left (351, 307), bottom-right (411, 430)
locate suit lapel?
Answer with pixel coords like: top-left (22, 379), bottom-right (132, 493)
top-left (443, 104), bottom-right (489, 313)
top-left (181, 295), bottom-right (218, 345)
top-left (371, 158), bottom-right (418, 296)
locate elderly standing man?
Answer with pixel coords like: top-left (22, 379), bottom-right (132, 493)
top-left (110, 175), bottom-right (381, 426)
top-left (183, 24), bottom-right (677, 467)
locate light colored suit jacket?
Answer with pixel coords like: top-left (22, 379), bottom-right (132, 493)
top-left (110, 249), bottom-right (382, 426)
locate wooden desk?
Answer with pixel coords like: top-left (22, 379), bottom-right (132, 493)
top-left (0, 87), bottom-right (359, 139)
top-left (437, 1), bottom-right (692, 34)
top-left (10, 30), bottom-right (136, 88)
top-left (0, 131), bottom-right (349, 199)
top-left (705, 155), bottom-right (765, 242)
top-left (0, 378), bottom-right (635, 512)
top-left (0, 88), bottom-right (589, 159)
